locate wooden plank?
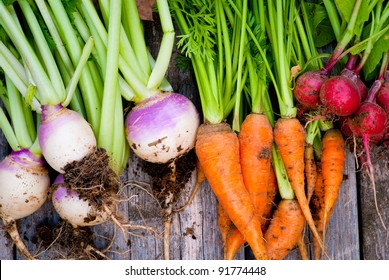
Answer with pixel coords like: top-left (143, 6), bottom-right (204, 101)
top-left (359, 145), bottom-right (389, 260)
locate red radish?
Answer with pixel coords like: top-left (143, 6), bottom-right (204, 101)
top-left (320, 71), bottom-right (361, 116)
top-left (376, 71), bottom-right (389, 114)
top-left (339, 116), bottom-right (355, 137)
top-left (349, 102), bottom-right (387, 137)
top-left (350, 78), bottom-right (388, 229)
top-left (357, 78), bottom-right (368, 101)
top-left (294, 71), bottom-right (328, 109)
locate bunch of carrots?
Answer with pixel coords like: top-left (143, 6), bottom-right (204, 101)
top-left (171, 0), bottom-right (350, 260)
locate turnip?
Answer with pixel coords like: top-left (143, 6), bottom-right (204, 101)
top-left (38, 104), bottom-right (97, 173)
top-left (0, 77), bottom-right (49, 259)
top-left (0, 0), bottom-right (131, 248)
top-left (0, 2), bottom-right (98, 173)
top-left (108, 0), bottom-right (199, 164)
top-left (0, 149), bottom-right (50, 260)
top-left (125, 92), bottom-right (199, 164)
top-left (51, 174), bottom-right (108, 227)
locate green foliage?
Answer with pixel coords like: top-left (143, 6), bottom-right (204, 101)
top-left (363, 27), bottom-right (389, 81)
top-left (334, 0), bottom-right (370, 36)
top-left (304, 2), bottom-right (336, 47)
top-left (175, 0), bottom-right (217, 62)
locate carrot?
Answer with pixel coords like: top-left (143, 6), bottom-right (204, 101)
top-left (196, 122), bottom-right (267, 260)
top-left (264, 199), bottom-right (306, 260)
top-left (217, 202), bottom-right (232, 253)
top-left (297, 142), bottom-right (319, 260)
top-left (321, 128), bottom-right (345, 242)
top-left (217, 203), bottom-right (243, 260)
top-left (239, 113), bottom-right (273, 217)
top-left (305, 144), bottom-right (317, 202)
top-left (262, 164), bottom-right (278, 232)
top-left (310, 163), bottom-right (325, 260)
top-left (222, 164), bottom-right (278, 260)
top-left (273, 117), bottom-right (325, 253)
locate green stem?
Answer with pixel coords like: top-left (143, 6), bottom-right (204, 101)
top-left (35, 0), bottom-right (74, 76)
top-left (323, 0), bottom-right (363, 74)
top-left (18, 0), bottom-right (66, 103)
top-left (323, 0), bottom-right (342, 41)
top-left (147, 0), bottom-right (174, 91)
top-left (98, 0), bottom-right (122, 157)
top-left (218, 1), bottom-right (232, 109)
top-left (0, 107), bottom-right (19, 151)
top-left (232, 0), bottom-right (248, 132)
top-left (62, 37), bottom-right (95, 107)
top-left (305, 120), bottom-right (320, 146)
top-left (48, 0), bottom-right (101, 133)
top-left (121, 0), bottom-right (151, 77)
top-left (5, 75), bottom-right (33, 149)
top-left (0, 41), bottom-right (27, 83)
top-left (272, 144), bottom-right (294, 200)
top-left (0, 1), bottom-right (57, 105)
top-left (55, 52), bottom-right (86, 117)
top-left (28, 135), bottom-right (42, 156)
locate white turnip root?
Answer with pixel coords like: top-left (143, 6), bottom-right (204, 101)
top-left (0, 149), bottom-right (50, 260)
top-left (51, 174), bottom-right (108, 227)
top-left (38, 105), bottom-right (97, 173)
top-left (125, 92), bottom-right (200, 164)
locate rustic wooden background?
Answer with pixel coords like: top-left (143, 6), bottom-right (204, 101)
top-left (1, 14), bottom-right (388, 261)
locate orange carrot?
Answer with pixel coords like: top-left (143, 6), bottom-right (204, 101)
top-left (222, 164), bottom-right (278, 260)
top-left (297, 143), bottom-right (319, 260)
top-left (296, 230), bottom-right (309, 260)
top-left (220, 115), bottom-right (274, 260)
top-left (196, 123), bottom-right (267, 260)
top-left (310, 163), bottom-right (325, 260)
top-left (321, 128), bottom-right (345, 241)
top-left (273, 117), bottom-right (325, 253)
top-left (262, 164), bottom-right (278, 232)
top-left (305, 144), bottom-right (317, 202)
top-left (264, 199), bottom-right (306, 260)
top-left (217, 202), bottom-right (232, 252)
top-left (217, 203), bottom-right (245, 260)
top-left (239, 113), bottom-right (273, 216)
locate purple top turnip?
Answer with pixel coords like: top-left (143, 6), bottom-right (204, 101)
top-left (0, 149), bottom-right (50, 220)
top-left (125, 92), bottom-right (199, 164)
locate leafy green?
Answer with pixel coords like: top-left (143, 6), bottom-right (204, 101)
top-left (176, 3), bottom-right (217, 62)
top-left (363, 28), bottom-right (389, 80)
top-left (334, 0), bottom-right (370, 35)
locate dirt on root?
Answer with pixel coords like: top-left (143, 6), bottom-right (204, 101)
top-left (30, 148), bottom-right (121, 259)
top-left (141, 150), bottom-right (197, 209)
top-left (62, 148), bottom-right (121, 211)
top-left (33, 220), bottom-right (108, 260)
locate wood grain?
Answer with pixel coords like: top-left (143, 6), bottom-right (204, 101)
top-left (359, 145), bottom-right (389, 260)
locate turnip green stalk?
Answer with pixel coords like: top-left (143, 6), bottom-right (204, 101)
top-left (0, 75), bottom-right (49, 260)
top-left (0, 0), bottom-right (97, 174)
top-left (122, 0), bottom-right (200, 164)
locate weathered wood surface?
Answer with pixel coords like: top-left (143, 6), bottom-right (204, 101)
top-left (359, 145), bottom-right (389, 260)
top-left (0, 14), bottom-right (387, 261)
